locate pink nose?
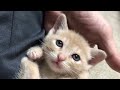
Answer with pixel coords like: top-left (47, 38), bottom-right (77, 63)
top-left (57, 53), bottom-right (66, 62)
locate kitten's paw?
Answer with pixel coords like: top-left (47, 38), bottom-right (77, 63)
top-left (20, 57), bottom-right (41, 79)
top-left (27, 46), bottom-right (43, 60)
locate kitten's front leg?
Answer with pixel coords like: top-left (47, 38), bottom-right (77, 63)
top-left (27, 46), bottom-right (43, 60)
top-left (17, 57), bottom-right (41, 79)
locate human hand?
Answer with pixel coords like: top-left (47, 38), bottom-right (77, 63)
top-left (44, 11), bottom-right (120, 72)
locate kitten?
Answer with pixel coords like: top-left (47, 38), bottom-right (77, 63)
top-left (16, 14), bottom-right (107, 79)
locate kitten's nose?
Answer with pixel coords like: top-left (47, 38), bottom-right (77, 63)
top-left (58, 53), bottom-right (66, 61)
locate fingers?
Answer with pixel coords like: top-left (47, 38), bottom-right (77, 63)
top-left (106, 53), bottom-right (120, 72)
top-left (99, 33), bottom-right (120, 72)
top-left (99, 29), bottom-right (120, 71)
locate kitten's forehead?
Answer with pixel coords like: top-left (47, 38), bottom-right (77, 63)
top-left (56, 29), bottom-right (90, 57)
top-left (56, 29), bottom-right (88, 46)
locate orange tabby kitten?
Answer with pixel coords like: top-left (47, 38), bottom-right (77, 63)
top-left (16, 14), bottom-right (107, 79)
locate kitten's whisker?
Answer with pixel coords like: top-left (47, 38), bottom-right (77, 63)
top-left (39, 40), bottom-right (52, 51)
top-left (62, 63), bottom-right (79, 77)
top-left (63, 63), bottom-right (80, 77)
top-left (68, 62), bottom-right (81, 76)
top-left (40, 39), bottom-right (74, 55)
top-left (43, 44), bottom-right (53, 51)
top-left (43, 50), bottom-right (56, 58)
top-left (43, 51), bottom-right (51, 57)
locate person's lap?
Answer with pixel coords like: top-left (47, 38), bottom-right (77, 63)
top-left (0, 11), bottom-right (45, 79)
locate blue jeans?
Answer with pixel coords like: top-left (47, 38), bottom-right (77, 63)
top-left (0, 11), bottom-right (45, 79)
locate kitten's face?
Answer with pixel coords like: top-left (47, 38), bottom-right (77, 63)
top-left (43, 29), bottom-right (91, 75)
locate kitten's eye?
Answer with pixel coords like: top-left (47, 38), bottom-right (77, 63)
top-left (56, 40), bottom-right (63, 48)
top-left (72, 54), bottom-right (81, 61)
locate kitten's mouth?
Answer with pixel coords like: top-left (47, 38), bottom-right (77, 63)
top-left (52, 61), bottom-right (62, 69)
top-left (50, 54), bottom-right (66, 69)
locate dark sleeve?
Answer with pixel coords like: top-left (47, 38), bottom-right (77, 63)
top-left (0, 11), bottom-right (45, 79)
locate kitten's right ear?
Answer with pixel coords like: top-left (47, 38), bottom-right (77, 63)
top-left (53, 14), bottom-right (68, 30)
top-left (48, 14), bottom-right (68, 35)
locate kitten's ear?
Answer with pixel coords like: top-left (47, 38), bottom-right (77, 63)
top-left (53, 14), bottom-right (68, 30)
top-left (88, 45), bottom-right (107, 69)
top-left (48, 14), bottom-right (68, 35)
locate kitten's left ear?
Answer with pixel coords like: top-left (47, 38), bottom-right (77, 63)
top-left (88, 45), bottom-right (107, 69)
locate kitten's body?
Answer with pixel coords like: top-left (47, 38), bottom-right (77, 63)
top-left (17, 14), bottom-right (107, 79)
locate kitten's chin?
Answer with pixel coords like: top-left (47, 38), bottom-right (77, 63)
top-left (46, 60), bottom-right (67, 74)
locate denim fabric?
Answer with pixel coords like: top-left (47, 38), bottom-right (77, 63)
top-left (0, 11), bottom-right (45, 79)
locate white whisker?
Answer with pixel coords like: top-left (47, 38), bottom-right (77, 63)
top-left (62, 63), bottom-right (79, 78)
